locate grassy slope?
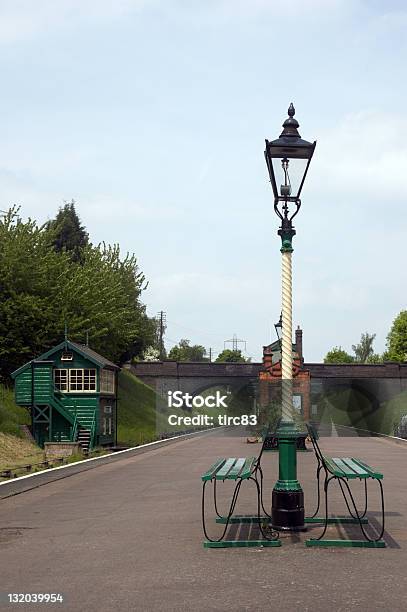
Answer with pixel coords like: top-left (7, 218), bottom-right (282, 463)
top-left (0, 432), bottom-right (44, 472)
top-left (0, 384), bottom-right (30, 436)
top-left (0, 385), bottom-right (44, 471)
top-left (117, 369), bottom-right (163, 444)
top-left (117, 369), bottom-right (212, 445)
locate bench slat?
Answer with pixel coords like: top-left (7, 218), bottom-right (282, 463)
top-left (341, 458), bottom-right (370, 478)
top-left (351, 458), bottom-right (383, 480)
top-left (201, 458), bottom-right (226, 481)
top-left (227, 458), bottom-right (246, 480)
top-left (323, 456), bottom-right (346, 477)
top-left (215, 458), bottom-right (237, 480)
top-left (331, 457), bottom-right (369, 478)
top-left (238, 457), bottom-right (257, 480)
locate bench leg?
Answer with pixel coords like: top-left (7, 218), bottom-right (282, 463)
top-left (255, 465), bottom-right (272, 520)
top-left (306, 476), bottom-right (386, 547)
top-left (308, 463), bottom-right (323, 519)
top-left (248, 475), bottom-right (279, 542)
top-left (202, 479), bottom-right (243, 543)
top-left (338, 477), bottom-right (368, 520)
top-left (203, 476), bottom-right (280, 548)
top-left (306, 474), bottom-right (369, 525)
top-left (214, 466), bottom-right (271, 524)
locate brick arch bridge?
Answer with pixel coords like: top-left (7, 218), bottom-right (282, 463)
top-left (128, 360), bottom-right (407, 428)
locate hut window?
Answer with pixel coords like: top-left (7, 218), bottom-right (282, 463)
top-left (69, 369), bottom-right (96, 392)
top-left (100, 369), bottom-right (115, 394)
top-left (103, 415), bottom-right (112, 435)
top-left (54, 369), bottom-right (68, 392)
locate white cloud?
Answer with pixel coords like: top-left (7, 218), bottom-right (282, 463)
top-left (309, 110), bottom-right (407, 203)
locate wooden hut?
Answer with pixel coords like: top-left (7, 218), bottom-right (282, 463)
top-left (11, 340), bottom-right (119, 452)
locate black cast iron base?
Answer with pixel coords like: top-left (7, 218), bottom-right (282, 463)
top-left (272, 489), bottom-right (307, 531)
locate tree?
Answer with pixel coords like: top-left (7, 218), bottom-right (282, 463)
top-left (352, 332), bottom-right (376, 363)
top-left (168, 339), bottom-right (208, 362)
top-left (46, 200), bottom-right (89, 262)
top-left (215, 349), bottom-right (250, 363)
top-left (324, 347), bottom-right (354, 364)
top-left (385, 311), bottom-right (407, 361)
top-left (142, 346), bottom-right (160, 361)
top-left (0, 207), bottom-right (153, 380)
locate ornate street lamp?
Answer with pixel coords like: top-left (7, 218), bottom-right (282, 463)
top-left (264, 104), bottom-right (316, 531)
top-left (274, 313), bottom-right (282, 349)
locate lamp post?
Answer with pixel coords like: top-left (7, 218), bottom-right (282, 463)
top-left (264, 103), bottom-right (316, 530)
top-left (274, 312), bottom-right (282, 350)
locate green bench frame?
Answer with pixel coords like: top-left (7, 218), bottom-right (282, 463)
top-left (201, 434), bottom-right (281, 548)
top-left (305, 423), bottom-right (385, 548)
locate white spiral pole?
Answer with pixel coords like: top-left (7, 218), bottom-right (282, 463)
top-left (281, 249), bottom-right (293, 422)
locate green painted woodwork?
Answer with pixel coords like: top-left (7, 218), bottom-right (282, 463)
top-left (201, 459), bottom-right (226, 481)
top-left (238, 457), bottom-right (257, 480)
top-left (204, 540), bottom-right (281, 548)
top-left (349, 458), bottom-right (383, 480)
top-left (215, 458), bottom-right (237, 480)
top-left (322, 456), bottom-right (383, 480)
top-left (304, 517), bottom-right (369, 524)
top-left (227, 458), bottom-right (247, 479)
top-left (216, 516), bottom-right (267, 524)
top-left (201, 457), bottom-right (257, 482)
top-left (264, 448), bottom-right (309, 452)
top-left (12, 341), bottom-right (118, 450)
top-left (305, 539), bottom-right (385, 548)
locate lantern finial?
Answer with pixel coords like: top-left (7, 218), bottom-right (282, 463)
top-left (280, 103), bottom-right (300, 137)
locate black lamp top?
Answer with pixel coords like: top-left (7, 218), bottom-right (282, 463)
top-left (280, 103), bottom-right (301, 138)
top-left (265, 103), bottom-right (315, 159)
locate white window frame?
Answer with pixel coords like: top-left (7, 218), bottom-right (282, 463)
top-left (68, 369), bottom-right (97, 393)
top-left (100, 369), bottom-right (115, 394)
top-left (54, 369), bottom-right (68, 392)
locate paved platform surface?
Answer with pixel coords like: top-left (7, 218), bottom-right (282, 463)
top-left (1, 429), bottom-right (406, 611)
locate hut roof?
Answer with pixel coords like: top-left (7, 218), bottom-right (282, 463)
top-left (11, 340), bottom-right (119, 378)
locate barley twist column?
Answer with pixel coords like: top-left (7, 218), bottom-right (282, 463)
top-left (271, 226), bottom-right (305, 532)
top-left (281, 249), bottom-right (293, 422)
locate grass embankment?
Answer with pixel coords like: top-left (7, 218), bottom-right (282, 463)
top-left (117, 369), bottom-right (216, 445)
top-left (0, 384), bottom-right (30, 436)
top-left (117, 369), bottom-right (164, 445)
top-left (0, 385), bottom-right (43, 472)
top-left (0, 432), bottom-right (44, 473)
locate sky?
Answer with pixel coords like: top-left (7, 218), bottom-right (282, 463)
top-left (0, 0), bottom-right (406, 362)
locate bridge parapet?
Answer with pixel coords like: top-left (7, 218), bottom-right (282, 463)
top-left (129, 360), bottom-right (407, 380)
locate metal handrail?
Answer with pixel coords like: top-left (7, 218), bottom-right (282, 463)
top-left (71, 413), bottom-right (79, 443)
top-left (88, 414), bottom-right (96, 451)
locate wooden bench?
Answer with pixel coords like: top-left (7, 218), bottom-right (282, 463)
top-left (201, 437), bottom-right (281, 548)
top-left (305, 423), bottom-right (385, 547)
